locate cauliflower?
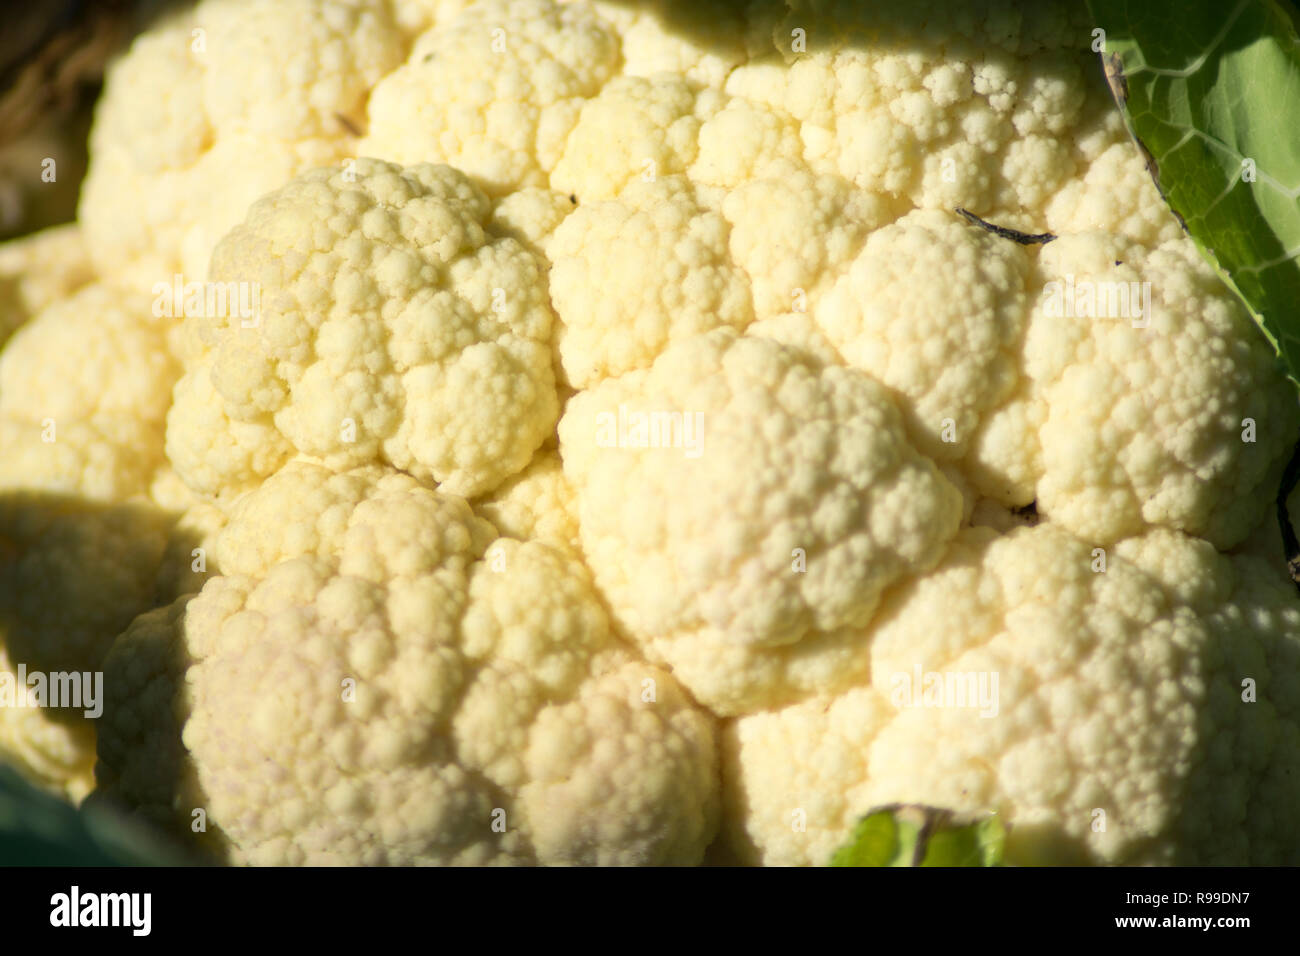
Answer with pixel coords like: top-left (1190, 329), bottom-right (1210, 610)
top-left (362, 0), bottom-right (623, 195)
top-left (723, 524), bottom-right (1300, 866)
top-left (548, 175), bottom-right (755, 387)
top-left (558, 328), bottom-right (963, 716)
top-left (165, 158), bottom-right (559, 500)
top-left (817, 207), bottom-right (1031, 460)
top-left (78, 0), bottom-right (413, 287)
top-left (0, 282), bottom-right (192, 799)
top-left (964, 233), bottom-right (1298, 548)
top-left (473, 448), bottom-right (582, 555)
top-left (96, 461), bottom-right (719, 865)
top-left (0, 0), bottom-right (1297, 868)
top-left (0, 283), bottom-right (180, 501)
top-left (0, 225), bottom-right (94, 347)
top-left (0, 495), bottom-right (178, 802)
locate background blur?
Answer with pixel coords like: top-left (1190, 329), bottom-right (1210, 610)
top-left (0, 0), bottom-right (182, 241)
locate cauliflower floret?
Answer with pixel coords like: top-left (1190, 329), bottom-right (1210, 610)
top-left (559, 328), bottom-right (963, 716)
top-left (166, 159), bottom-right (560, 500)
top-left (487, 186), bottom-right (578, 258)
top-left (688, 96), bottom-right (808, 188)
top-left (720, 161), bottom-right (895, 320)
top-left (0, 225), bottom-right (95, 347)
top-left (726, 0), bottom-right (1091, 213)
top-left (363, 0), bottom-right (622, 196)
top-left (550, 74), bottom-right (724, 201)
top-left (968, 233), bottom-right (1300, 548)
top-left (1046, 141), bottom-right (1187, 247)
top-left (0, 643), bottom-right (98, 802)
top-left (0, 495), bottom-right (178, 802)
top-left (0, 284), bottom-right (180, 502)
top-left (816, 207), bottom-right (1031, 459)
top-left (474, 449), bottom-right (582, 555)
top-left (96, 461), bottom-right (719, 865)
top-left (0, 282), bottom-right (200, 801)
top-left (724, 524), bottom-right (1300, 866)
top-left (79, 0), bottom-right (408, 287)
top-left (548, 175), bottom-right (754, 387)
top-left (744, 311), bottom-right (845, 367)
top-left (388, 0), bottom-right (477, 36)
top-left (587, 0), bottom-right (759, 89)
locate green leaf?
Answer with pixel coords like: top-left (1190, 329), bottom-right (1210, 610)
top-left (922, 813), bottom-right (1006, 867)
top-left (829, 808), bottom-right (910, 867)
top-left (0, 763), bottom-right (191, 866)
top-left (1086, 0), bottom-right (1300, 379)
top-left (829, 805), bottom-right (1005, 867)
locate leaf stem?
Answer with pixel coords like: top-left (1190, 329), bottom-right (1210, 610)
top-left (954, 208), bottom-right (1056, 245)
top-left (1277, 435), bottom-right (1300, 594)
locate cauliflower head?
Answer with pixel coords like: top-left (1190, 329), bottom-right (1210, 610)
top-left (96, 461), bottom-right (719, 865)
top-left (0, 0), bottom-right (1296, 869)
